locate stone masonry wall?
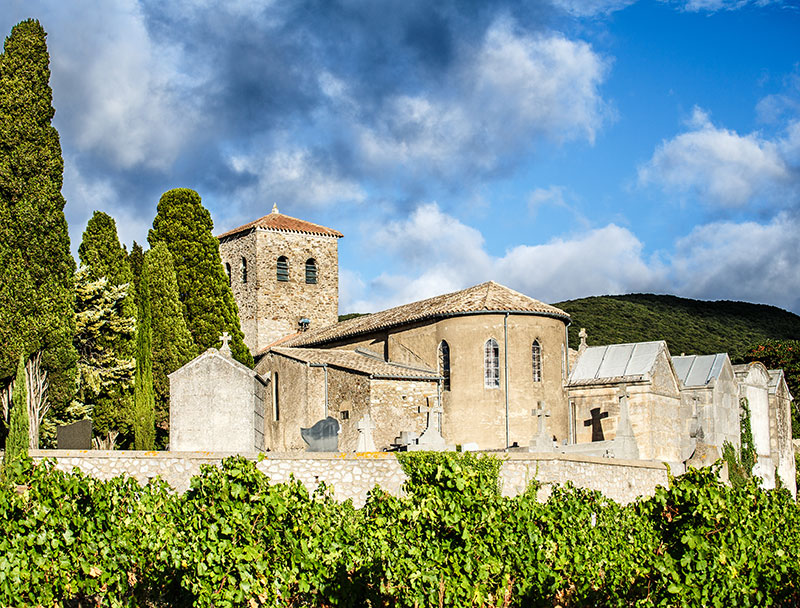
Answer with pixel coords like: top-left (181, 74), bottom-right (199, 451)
top-left (30, 450), bottom-right (668, 508)
top-left (219, 228), bottom-right (339, 353)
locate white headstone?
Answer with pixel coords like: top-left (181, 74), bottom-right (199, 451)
top-left (356, 414), bottom-right (377, 452)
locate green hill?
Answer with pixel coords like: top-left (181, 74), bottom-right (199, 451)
top-left (554, 294), bottom-right (800, 361)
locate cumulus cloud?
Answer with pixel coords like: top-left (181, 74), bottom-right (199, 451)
top-left (671, 213), bottom-right (800, 312)
top-left (669, 0), bottom-right (780, 12)
top-left (638, 107), bottom-right (791, 208)
top-left (342, 202), bottom-right (800, 314)
top-left (344, 203), bottom-right (664, 312)
top-left (352, 17), bottom-right (610, 180)
top-left (226, 145), bottom-right (367, 215)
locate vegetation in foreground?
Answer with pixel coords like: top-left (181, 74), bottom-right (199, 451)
top-left (0, 453), bottom-right (798, 607)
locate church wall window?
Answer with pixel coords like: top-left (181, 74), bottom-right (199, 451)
top-left (305, 258), bottom-right (318, 284)
top-left (241, 257), bottom-right (247, 284)
top-left (272, 371), bottom-right (280, 421)
top-left (484, 338), bottom-right (500, 388)
top-left (438, 340), bottom-right (451, 391)
top-left (532, 339), bottom-right (542, 382)
top-left (277, 256), bottom-right (289, 282)
top-left (225, 262), bottom-right (231, 286)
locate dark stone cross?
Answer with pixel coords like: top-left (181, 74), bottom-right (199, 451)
top-left (584, 407), bottom-right (609, 442)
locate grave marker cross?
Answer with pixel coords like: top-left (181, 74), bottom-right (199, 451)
top-left (531, 404), bottom-right (551, 436)
top-left (584, 407), bottom-right (609, 442)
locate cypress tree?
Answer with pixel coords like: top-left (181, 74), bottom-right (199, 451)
top-left (0, 20), bottom-right (77, 438)
top-left (129, 241), bottom-right (145, 299)
top-left (3, 355), bottom-right (29, 469)
top-left (145, 243), bottom-right (196, 443)
top-left (148, 188), bottom-right (252, 366)
top-left (133, 260), bottom-right (155, 450)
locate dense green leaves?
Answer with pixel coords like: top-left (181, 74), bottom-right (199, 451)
top-left (144, 242), bottom-right (196, 445)
top-left (0, 19), bottom-right (77, 430)
top-left (3, 355), bottom-right (29, 471)
top-left (133, 257), bottom-right (155, 451)
top-left (1, 454), bottom-right (799, 606)
top-left (745, 339), bottom-right (800, 438)
top-left (148, 188), bottom-right (252, 367)
top-left (558, 294), bottom-right (800, 360)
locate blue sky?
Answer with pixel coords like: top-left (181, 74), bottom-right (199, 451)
top-left (3, 0), bottom-right (800, 313)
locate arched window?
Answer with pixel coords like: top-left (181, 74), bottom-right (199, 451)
top-left (277, 256), bottom-right (289, 282)
top-left (225, 262), bottom-right (231, 286)
top-left (532, 339), bottom-right (542, 382)
top-left (484, 338), bottom-right (499, 388)
top-left (305, 258), bottom-right (317, 284)
top-left (438, 340), bottom-right (451, 391)
top-left (240, 257), bottom-right (247, 283)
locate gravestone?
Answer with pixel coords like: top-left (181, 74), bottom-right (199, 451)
top-left (529, 402), bottom-right (554, 452)
top-left (301, 416), bottom-right (340, 452)
top-left (584, 407), bottom-right (609, 442)
top-left (393, 430), bottom-right (419, 450)
top-left (356, 414), bottom-right (377, 452)
top-left (57, 420), bottom-right (92, 449)
top-left (412, 403), bottom-right (446, 450)
top-left (611, 391), bottom-right (639, 460)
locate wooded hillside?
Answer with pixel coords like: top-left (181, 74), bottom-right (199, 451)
top-left (555, 294), bottom-right (800, 360)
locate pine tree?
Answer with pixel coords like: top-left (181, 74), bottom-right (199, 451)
top-left (144, 243), bottom-right (196, 443)
top-left (73, 268), bottom-right (135, 447)
top-left (133, 261), bottom-right (155, 450)
top-left (0, 20), bottom-right (77, 439)
top-left (148, 188), bottom-right (252, 366)
top-left (3, 355), bottom-right (29, 470)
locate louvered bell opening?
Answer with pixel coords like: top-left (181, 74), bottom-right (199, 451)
top-left (277, 257), bottom-right (289, 282)
top-left (305, 259), bottom-right (317, 284)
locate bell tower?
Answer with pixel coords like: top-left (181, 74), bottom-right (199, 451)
top-left (218, 205), bottom-right (342, 354)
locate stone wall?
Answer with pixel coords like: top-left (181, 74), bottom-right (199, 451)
top-left (30, 450), bottom-right (668, 508)
top-left (219, 228), bottom-right (339, 352)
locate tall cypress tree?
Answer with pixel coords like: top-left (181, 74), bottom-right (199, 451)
top-left (3, 355), bottom-right (29, 470)
top-left (148, 188), bottom-right (252, 366)
top-left (0, 20), bottom-right (77, 437)
top-left (145, 243), bottom-right (196, 443)
top-left (133, 260), bottom-right (155, 450)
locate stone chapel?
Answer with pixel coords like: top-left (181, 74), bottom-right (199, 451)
top-left (169, 206), bottom-right (796, 495)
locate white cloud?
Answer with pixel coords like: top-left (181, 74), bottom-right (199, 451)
top-left (638, 107), bottom-right (790, 207)
top-left (341, 202), bottom-right (800, 315)
top-left (671, 213), bottom-right (800, 311)
top-left (343, 203), bottom-right (663, 312)
top-left (354, 17), bottom-right (609, 180)
top-left (529, 186), bottom-right (567, 213)
top-left (10, 0), bottom-right (204, 171)
top-left (549, 0), bottom-right (637, 17)
top-left (226, 145), bottom-right (367, 217)
top-left (670, 0), bottom-right (779, 12)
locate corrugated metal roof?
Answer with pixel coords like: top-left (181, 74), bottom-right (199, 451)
top-left (275, 281), bottom-right (570, 350)
top-left (569, 341), bottom-right (666, 385)
top-left (672, 353), bottom-right (729, 387)
top-left (269, 347), bottom-right (440, 379)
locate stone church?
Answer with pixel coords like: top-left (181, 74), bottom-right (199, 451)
top-left (169, 207), bottom-right (796, 495)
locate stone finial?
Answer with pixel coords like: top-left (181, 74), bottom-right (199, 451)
top-left (271, 203), bottom-right (279, 214)
top-left (219, 331), bottom-right (232, 357)
top-left (578, 328), bottom-right (588, 352)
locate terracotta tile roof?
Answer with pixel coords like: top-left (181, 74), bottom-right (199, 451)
top-left (279, 281), bottom-right (570, 348)
top-left (269, 347), bottom-right (440, 379)
top-left (217, 206), bottom-right (343, 240)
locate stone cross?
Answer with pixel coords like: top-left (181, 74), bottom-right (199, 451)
top-left (584, 407), bottom-right (609, 442)
top-left (578, 328), bottom-right (588, 352)
top-left (416, 401), bottom-right (445, 449)
top-left (531, 403), bottom-right (551, 436)
top-left (219, 331), bottom-right (232, 357)
top-left (356, 414), bottom-right (376, 452)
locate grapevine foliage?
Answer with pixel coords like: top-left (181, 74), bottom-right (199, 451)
top-left (0, 453), bottom-right (798, 607)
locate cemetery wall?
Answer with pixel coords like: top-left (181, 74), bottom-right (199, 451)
top-left (29, 450), bottom-right (668, 508)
